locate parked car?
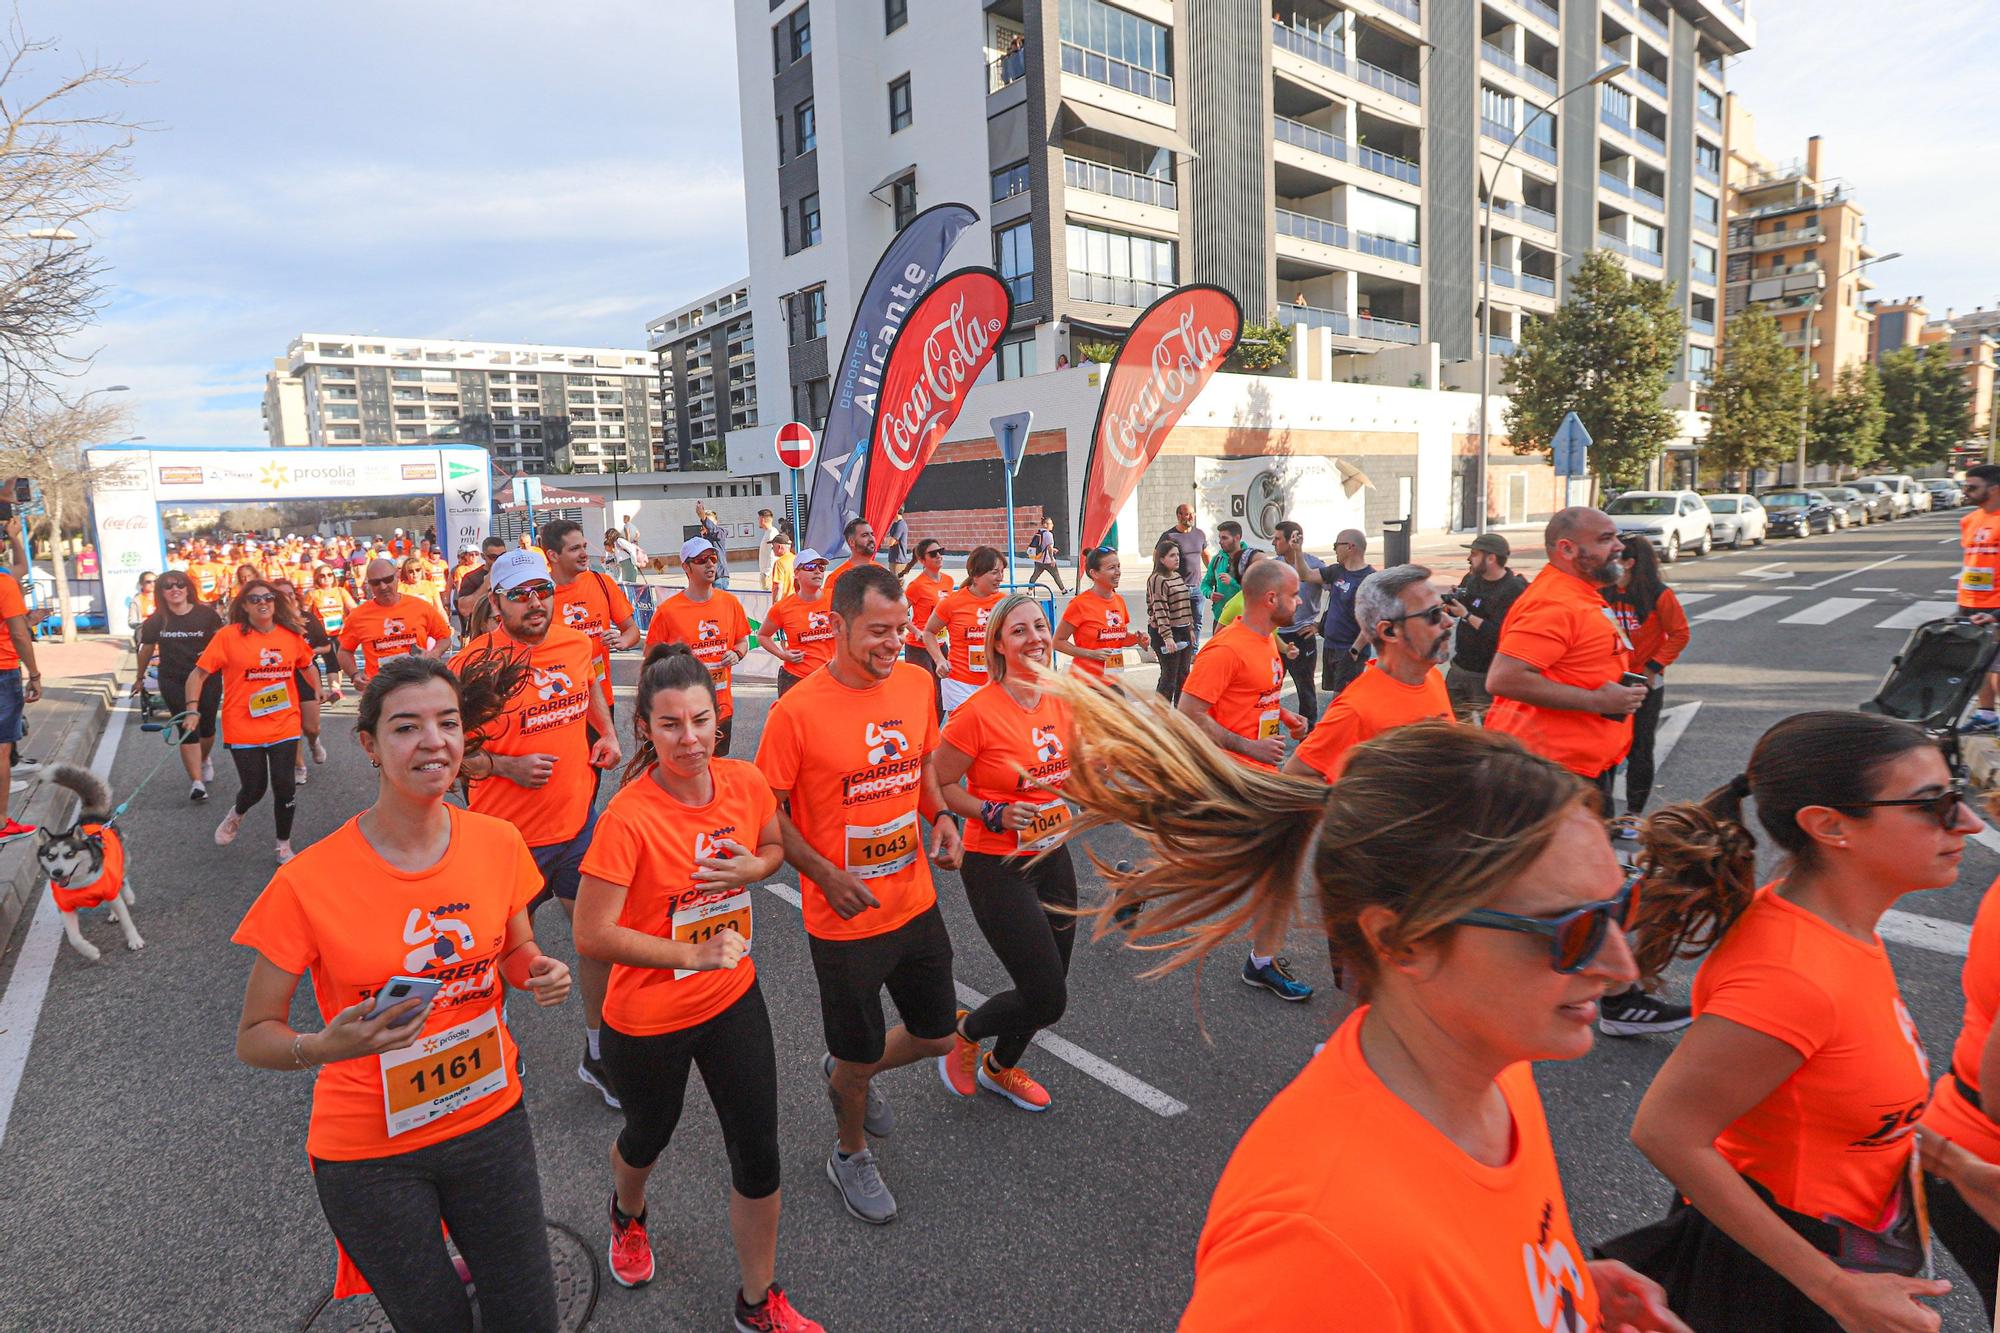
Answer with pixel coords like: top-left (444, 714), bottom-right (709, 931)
top-left (1846, 478), bottom-right (1902, 519)
top-left (1759, 489), bottom-right (1841, 537)
top-left (1857, 474), bottom-right (1929, 515)
top-left (1922, 478), bottom-right (1965, 509)
top-left (1701, 493), bottom-right (1767, 548)
top-left (1824, 484), bottom-right (1887, 525)
top-left (1605, 489), bottom-right (1714, 562)
top-left (1817, 489), bottom-right (1859, 529)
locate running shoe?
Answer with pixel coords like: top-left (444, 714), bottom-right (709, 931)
top-left (275, 840), bottom-right (296, 866)
top-left (937, 1011), bottom-right (979, 1098)
top-left (822, 1052), bottom-right (893, 1136)
top-left (0, 817), bottom-right (34, 844)
top-left (294, 763), bottom-right (308, 787)
top-left (578, 1050), bottom-right (621, 1109)
top-left (1967, 714), bottom-right (2000, 736)
top-left (201, 757), bottom-right (215, 783)
top-left (11, 757), bottom-right (39, 775)
top-left (606, 1196), bottom-right (655, 1288)
top-left (311, 736), bottom-right (328, 765)
top-left (325, 688), bottom-right (344, 704)
top-left (189, 781), bottom-right (208, 803)
top-left (824, 1146), bottom-right (897, 1225)
top-left (1598, 989), bottom-right (1694, 1038)
top-left (736, 1284), bottom-right (823, 1333)
top-left (977, 1055), bottom-right (1052, 1113)
top-left (214, 809), bottom-right (243, 846)
top-left (1242, 955), bottom-right (1315, 1002)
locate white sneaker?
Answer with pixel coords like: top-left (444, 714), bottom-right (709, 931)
top-left (310, 737), bottom-right (328, 765)
top-left (214, 809), bottom-right (243, 846)
top-left (12, 757), bottom-right (40, 775)
top-left (201, 758), bottom-right (215, 783)
top-left (275, 839), bottom-right (295, 865)
top-left (294, 764), bottom-right (308, 786)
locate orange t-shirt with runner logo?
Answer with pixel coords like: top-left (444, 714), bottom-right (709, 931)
top-left (934, 587), bottom-right (1005, 684)
top-left (194, 625), bottom-right (316, 747)
top-left (940, 681), bottom-right (1073, 857)
top-left (453, 625), bottom-right (597, 848)
top-left (1182, 1012), bottom-right (1600, 1330)
top-left (903, 571), bottom-right (955, 649)
top-left (1960, 508), bottom-right (2000, 610)
top-left (1695, 886), bottom-right (1932, 1227)
top-left (231, 806), bottom-right (544, 1162)
top-left (1291, 664), bottom-right (1453, 781)
top-left (579, 759), bottom-right (776, 1036)
top-left (755, 660), bottom-right (938, 940)
top-left (310, 586), bottom-right (356, 636)
top-left (191, 560), bottom-right (230, 603)
top-left (1923, 875), bottom-right (2000, 1162)
top-left (338, 594), bottom-right (449, 673)
top-left (1484, 565), bottom-right (1634, 779)
top-left (646, 590), bottom-right (752, 721)
top-left (554, 572), bottom-right (636, 711)
top-left (1060, 590), bottom-right (1144, 680)
top-left (1183, 621), bottom-right (1287, 771)
top-left (763, 589), bottom-right (838, 679)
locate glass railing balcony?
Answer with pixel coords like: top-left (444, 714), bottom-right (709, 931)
top-left (1690, 316), bottom-right (1716, 336)
top-left (1633, 185), bottom-right (1665, 211)
top-left (1696, 161), bottom-right (1720, 184)
top-left (1357, 143), bottom-right (1421, 185)
top-left (1694, 215), bottom-right (1718, 236)
top-left (1488, 335), bottom-right (1518, 356)
top-left (1522, 135), bottom-right (1557, 164)
top-left (1602, 112), bottom-right (1635, 142)
top-left (1522, 0), bottom-right (1560, 29)
top-left (1068, 270), bottom-right (1172, 308)
top-left (1691, 268), bottom-right (1717, 288)
top-left (1278, 304), bottom-right (1351, 334)
top-left (1597, 231), bottom-right (1630, 256)
top-left (1060, 41), bottom-right (1173, 104)
top-left (1356, 56), bottom-right (1421, 104)
top-left (1482, 43), bottom-right (1519, 77)
top-left (1482, 115), bottom-right (1517, 144)
top-left (1276, 207), bottom-right (1349, 248)
top-left (1523, 64), bottom-right (1557, 95)
top-left (1635, 67), bottom-right (1667, 98)
top-left (1374, 0), bottom-right (1421, 20)
top-left (1634, 126), bottom-right (1666, 155)
top-left (1599, 170), bottom-right (1630, 197)
top-left (1522, 273), bottom-right (1557, 297)
top-left (1359, 314), bottom-right (1421, 344)
top-left (1632, 246), bottom-right (1664, 268)
top-left (1521, 203), bottom-right (1557, 231)
top-left (1698, 106), bottom-right (1721, 129)
top-left (1639, 7), bottom-right (1668, 37)
top-left (1356, 231), bottom-right (1421, 265)
top-left (1272, 21), bottom-right (1345, 72)
top-left (1274, 114), bottom-right (1345, 161)
top-left (1483, 264), bottom-right (1518, 288)
top-left (1064, 156), bottom-right (1179, 208)
top-left (989, 49), bottom-right (1027, 92)
top-left (1602, 44), bottom-right (1626, 72)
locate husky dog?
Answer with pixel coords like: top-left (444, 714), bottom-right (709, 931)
top-left (39, 763), bottom-right (142, 961)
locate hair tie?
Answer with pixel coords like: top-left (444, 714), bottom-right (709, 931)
top-left (1727, 773), bottom-right (1752, 800)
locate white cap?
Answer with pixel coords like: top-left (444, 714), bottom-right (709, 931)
top-left (794, 547), bottom-right (828, 568)
top-left (680, 536), bottom-right (717, 561)
top-left (489, 548), bottom-right (553, 592)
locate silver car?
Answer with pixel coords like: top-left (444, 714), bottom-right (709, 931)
top-left (1702, 493), bottom-right (1767, 548)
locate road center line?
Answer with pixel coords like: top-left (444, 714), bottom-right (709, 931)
top-left (759, 883), bottom-right (1189, 1118)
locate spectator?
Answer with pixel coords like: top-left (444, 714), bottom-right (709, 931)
top-left (1199, 521), bottom-right (1242, 633)
top-left (1145, 536), bottom-right (1196, 705)
top-left (882, 508), bottom-right (911, 568)
top-left (1441, 532), bottom-right (1528, 723)
top-left (696, 504), bottom-right (730, 588)
top-left (1159, 504), bottom-right (1210, 642)
top-left (1026, 518), bottom-right (1067, 594)
top-left (0, 555), bottom-right (43, 837)
top-left (1313, 529), bottom-right (1375, 701)
top-left (756, 509), bottom-right (779, 590)
top-left (1272, 520), bottom-right (1325, 727)
top-left (1604, 534), bottom-right (1690, 820)
top-left (768, 533), bottom-right (796, 602)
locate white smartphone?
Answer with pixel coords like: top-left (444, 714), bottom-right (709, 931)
top-left (366, 975), bottom-right (442, 1021)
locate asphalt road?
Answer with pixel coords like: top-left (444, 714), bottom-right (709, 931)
top-left (0, 508), bottom-right (1992, 1332)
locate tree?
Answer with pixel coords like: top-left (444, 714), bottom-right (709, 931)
top-left (1226, 317), bottom-right (1292, 373)
top-left (1807, 361), bottom-right (1885, 478)
top-left (0, 394), bottom-right (129, 641)
top-left (1703, 305), bottom-right (1804, 487)
top-left (1503, 250), bottom-right (1684, 489)
top-left (1879, 345), bottom-right (1974, 471)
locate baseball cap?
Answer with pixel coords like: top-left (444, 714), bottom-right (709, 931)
top-left (794, 547), bottom-right (828, 568)
top-left (489, 549), bottom-right (553, 592)
top-left (680, 536), bottom-right (717, 562)
top-left (1463, 533), bottom-right (1511, 559)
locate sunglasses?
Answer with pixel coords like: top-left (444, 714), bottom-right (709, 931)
top-left (1383, 604), bottom-right (1451, 628)
top-left (1841, 785), bottom-right (1973, 831)
top-left (366, 575), bottom-right (397, 586)
top-left (244, 593), bottom-right (275, 606)
top-left (1453, 870), bottom-right (1641, 973)
top-left (502, 582), bottom-right (556, 603)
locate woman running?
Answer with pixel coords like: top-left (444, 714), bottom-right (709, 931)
top-left (186, 578), bottom-right (317, 863)
top-left (1056, 547), bottom-right (1146, 682)
top-left (923, 545), bottom-right (1005, 715)
top-left (309, 565), bottom-right (356, 703)
top-left (900, 538), bottom-right (954, 669)
top-left (273, 577), bottom-right (331, 785)
top-left (1922, 875), bottom-right (2000, 1320)
top-left (1146, 538), bottom-right (1195, 705)
top-left (1604, 536), bottom-right (1690, 819)
top-left (233, 653), bottom-right (572, 1332)
top-left (402, 555), bottom-right (446, 618)
top-left (1608, 711), bottom-right (1999, 1330)
top-left (571, 644), bottom-right (821, 1332)
top-left (135, 570), bottom-right (223, 801)
top-left (1056, 698), bottom-right (1686, 1330)
top-left (931, 593), bottom-right (1077, 1113)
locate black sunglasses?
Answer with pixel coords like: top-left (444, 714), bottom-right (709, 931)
top-left (1383, 604), bottom-right (1451, 628)
top-left (366, 575), bottom-right (397, 586)
top-left (244, 592), bottom-right (275, 606)
top-left (1840, 786), bottom-right (1974, 832)
top-left (1453, 870), bottom-right (1641, 973)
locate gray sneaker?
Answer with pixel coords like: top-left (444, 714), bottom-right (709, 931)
top-left (825, 1146), bottom-right (897, 1225)
top-left (822, 1052), bottom-right (894, 1137)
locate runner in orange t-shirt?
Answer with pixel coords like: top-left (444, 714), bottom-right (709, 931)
top-left (1955, 465), bottom-right (2000, 731)
top-left (755, 562), bottom-right (963, 1226)
top-left (824, 516), bottom-right (883, 600)
top-left (337, 558), bottom-right (450, 688)
top-left (899, 538), bottom-right (954, 715)
top-left (646, 535), bottom-right (752, 754)
top-left (307, 567), bottom-right (357, 700)
top-left (541, 517), bottom-right (640, 718)
top-left (188, 580), bottom-right (318, 862)
top-left (232, 653), bottom-right (573, 1325)
top-left (756, 550), bottom-right (836, 696)
top-left (1921, 874), bottom-right (2000, 1318)
top-left (572, 645), bottom-right (823, 1328)
top-left (1056, 548), bottom-right (1146, 681)
top-left (922, 545), bottom-right (1006, 714)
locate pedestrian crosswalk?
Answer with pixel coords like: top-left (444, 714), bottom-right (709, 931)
top-left (1666, 591), bottom-right (1959, 632)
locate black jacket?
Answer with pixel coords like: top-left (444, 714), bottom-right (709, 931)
top-left (1449, 570), bottom-right (1529, 674)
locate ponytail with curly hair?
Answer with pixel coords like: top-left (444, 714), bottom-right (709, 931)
top-left (622, 642), bottom-right (719, 784)
top-left (355, 649), bottom-right (535, 779)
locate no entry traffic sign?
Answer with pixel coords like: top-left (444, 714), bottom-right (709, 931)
top-left (775, 421), bottom-right (816, 470)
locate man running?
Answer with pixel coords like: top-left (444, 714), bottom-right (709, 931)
top-left (1441, 533), bottom-right (1527, 723)
top-left (756, 563), bottom-right (963, 1226)
top-left (826, 518), bottom-right (881, 591)
top-left (1180, 557), bottom-right (1311, 1001)
top-left (1958, 463), bottom-right (2000, 732)
top-left (1285, 565), bottom-right (1454, 782)
top-left (541, 518), bottom-right (640, 726)
top-left (756, 550), bottom-right (836, 697)
top-left (645, 537), bottom-right (752, 755)
top-left (455, 549), bottom-right (623, 1103)
top-left (337, 557), bottom-right (449, 690)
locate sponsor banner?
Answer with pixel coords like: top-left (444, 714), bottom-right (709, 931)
top-left (861, 268), bottom-right (1011, 538)
top-left (805, 201), bottom-right (977, 558)
top-left (1076, 285), bottom-right (1242, 556)
top-left (143, 447), bottom-right (447, 500)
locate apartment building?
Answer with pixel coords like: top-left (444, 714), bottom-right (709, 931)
top-left (1871, 299), bottom-right (1998, 442)
top-left (645, 279), bottom-right (759, 471)
top-left (1721, 109), bottom-right (1874, 388)
top-left (733, 0), bottom-right (1751, 443)
top-left (265, 335), bottom-right (668, 475)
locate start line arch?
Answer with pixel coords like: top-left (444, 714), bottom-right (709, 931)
top-left (83, 444), bottom-right (495, 622)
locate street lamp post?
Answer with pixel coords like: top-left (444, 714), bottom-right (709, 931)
top-left (1477, 62), bottom-right (1628, 534)
top-left (1794, 251), bottom-right (1898, 485)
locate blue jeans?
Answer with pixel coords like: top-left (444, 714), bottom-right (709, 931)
top-left (0, 669), bottom-right (24, 745)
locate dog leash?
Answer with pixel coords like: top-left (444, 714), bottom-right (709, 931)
top-left (93, 708), bottom-right (197, 832)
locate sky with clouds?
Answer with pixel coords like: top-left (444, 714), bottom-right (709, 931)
top-left (40, 0), bottom-right (1997, 446)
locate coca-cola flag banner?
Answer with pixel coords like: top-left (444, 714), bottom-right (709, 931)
top-left (1076, 284), bottom-right (1242, 554)
top-left (861, 268), bottom-right (1012, 538)
top-left (805, 202), bottom-right (978, 558)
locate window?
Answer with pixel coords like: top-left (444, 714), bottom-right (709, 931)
top-left (997, 337), bottom-right (1038, 381)
top-left (886, 0), bottom-right (907, 32)
top-left (790, 287), bottom-right (828, 346)
top-left (785, 7), bottom-right (811, 63)
top-left (801, 192), bottom-right (822, 248)
top-left (1688, 345), bottom-right (1715, 382)
top-left (1600, 83), bottom-right (1632, 125)
top-left (1630, 220), bottom-right (1663, 255)
top-left (793, 377), bottom-right (831, 428)
top-left (991, 160), bottom-right (1029, 202)
top-left (1696, 140), bottom-right (1722, 175)
top-left (1697, 86), bottom-right (1723, 120)
top-left (888, 74), bottom-right (912, 132)
top-left (1058, 0), bottom-right (1172, 102)
top-left (1481, 85), bottom-right (1514, 129)
top-left (1066, 221), bottom-right (1175, 308)
top-left (794, 100), bottom-right (815, 153)
top-left (892, 176), bottom-right (917, 230)
top-left (995, 221), bottom-right (1035, 303)
top-left (1692, 242), bottom-right (1718, 277)
top-left (1693, 191), bottom-right (1720, 227)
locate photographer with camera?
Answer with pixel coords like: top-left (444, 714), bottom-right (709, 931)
top-left (1441, 533), bottom-right (1527, 723)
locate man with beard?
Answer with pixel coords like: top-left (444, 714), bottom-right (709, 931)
top-left (825, 517), bottom-right (882, 590)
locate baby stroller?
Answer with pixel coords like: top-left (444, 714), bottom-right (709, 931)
top-left (1860, 617), bottom-right (2000, 774)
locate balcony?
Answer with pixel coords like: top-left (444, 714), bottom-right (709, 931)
top-left (1632, 184), bottom-right (1665, 211)
top-left (1696, 159), bottom-right (1720, 185)
top-left (1698, 103), bottom-right (1722, 130)
top-left (1373, 0), bottom-right (1421, 20)
top-left (1782, 328), bottom-right (1824, 349)
top-left (1597, 231), bottom-right (1630, 256)
top-left (1277, 207), bottom-right (1348, 249)
top-left (1599, 170), bottom-right (1629, 198)
top-left (1639, 7), bottom-right (1668, 37)
top-left (1522, 63), bottom-right (1557, 95)
top-left (1488, 335), bottom-right (1518, 355)
top-left (1690, 316), bottom-right (1716, 336)
top-left (1274, 114), bottom-right (1345, 161)
top-left (1357, 143), bottom-right (1421, 185)
top-left (1501, 200), bottom-right (1558, 233)
top-left (1694, 214), bottom-right (1718, 236)
top-left (1631, 246), bottom-right (1664, 268)
top-left (1359, 314), bottom-right (1421, 344)
top-left (1482, 115), bottom-right (1516, 144)
top-left (989, 48), bottom-right (1027, 92)
top-left (1060, 41), bottom-right (1173, 104)
top-left (1751, 225), bottom-right (1824, 251)
top-left (1522, 0), bottom-right (1560, 30)
top-left (1355, 231), bottom-right (1421, 265)
top-left (1273, 21), bottom-right (1343, 72)
top-left (1279, 304), bottom-right (1350, 334)
top-left (1634, 66), bottom-right (1668, 99)
top-left (1521, 272), bottom-right (1557, 297)
top-left (1064, 156), bottom-right (1179, 209)
top-left (1069, 270), bottom-right (1173, 308)
top-left (1482, 263), bottom-right (1518, 288)
top-left (1521, 135), bottom-right (1556, 164)
top-left (1481, 42), bottom-right (1520, 78)
top-left (1357, 58), bottom-right (1421, 104)
top-left (1634, 125), bottom-right (1666, 155)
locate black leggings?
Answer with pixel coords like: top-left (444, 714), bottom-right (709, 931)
top-left (1150, 626), bottom-right (1193, 705)
top-left (1625, 681), bottom-right (1666, 814)
top-left (1929, 1169), bottom-right (1999, 1320)
top-left (600, 980), bottom-right (781, 1199)
top-left (313, 1101), bottom-right (557, 1333)
top-left (959, 847), bottom-right (1078, 1068)
top-left (160, 672), bottom-right (221, 744)
top-left (231, 738), bottom-right (298, 839)
top-left (317, 645), bottom-right (341, 690)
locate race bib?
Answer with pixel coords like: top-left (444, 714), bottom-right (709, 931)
top-left (846, 811), bottom-right (920, 881)
top-left (379, 1007), bottom-right (508, 1138)
top-left (968, 641), bottom-right (988, 676)
top-left (1258, 709), bottom-right (1282, 740)
top-left (1017, 800), bottom-right (1072, 854)
top-left (670, 887), bottom-right (752, 980)
top-left (1102, 648), bottom-right (1127, 677)
top-left (1962, 567), bottom-right (1995, 593)
top-left (247, 680), bottom-right (293, 718)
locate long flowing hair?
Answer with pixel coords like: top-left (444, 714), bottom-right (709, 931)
top-left (226, 578), bottom-right (307, 638)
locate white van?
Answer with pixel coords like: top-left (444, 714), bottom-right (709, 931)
top-left (1855, 474), bottom-right (1928, 517)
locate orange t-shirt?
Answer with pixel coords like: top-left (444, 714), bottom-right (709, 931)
top-left (194, 625), bottom-right (316, 747)
top-left (827, 556), bottom-right (884, 599)
top-left (1924, 875), bottom-right (2000, 1161)
top-left (454, 626), bottom-right (597, 848)
top-left (1183, 621), bottom-right (1286, 771)
top-left (578, 759), bottom-right (776, 1036)
top-left (49, 823), bottom-right (126, 913)
top-left (755, 661), bottom-right (938, 940)
top-left (338, 594), bottom-right (450, 673)
top-left (0, 571), bottom-right (25, 670)
top-left (310, 587), bottom-right (356, 636)
top-left (231, 807), bottom-right (543, 1162)
top-left (934, 588), bottom-right (1005, 684)
top-left (1961, 508), bottom-right (2000, 609)
top-left (1060, 590), bottom-right (1144, 680)
top-left (554, 572), bottom-right (637, 711)
top-left (1695, 886), bottom-right (1932, 1227)
top-left (1182, 1013), bottom-right (1600, 1330)
top-left (940, 681), bottom-right (1073, 857)
top-left (903, 571), bottom-right (955, 649)
top-left (1484, 565), bottom-right (1634, 779)
top-left (763, 590), bottom-right (838, 679)
top-left (646, 590), bottom-right (752, 721)
top-left (1291, 664), bottom-right (1453, 781)
top-left (191, 561), bottom-right (230, 603)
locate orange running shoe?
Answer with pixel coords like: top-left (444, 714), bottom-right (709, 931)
top-left (607, 1196), bottom-right (655, 1288)
top-left (936, 1009), bottom-right (978, 1098)
top-left (735, 1283), bottom-right (824, 1332)
top-left (977, 1055), bottom-right (1051, 1112)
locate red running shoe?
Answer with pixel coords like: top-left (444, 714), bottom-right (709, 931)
top-left (735, 1284), bottom-right (824, 1332)
top-left (607, 1196), bottom-right (655, 1288)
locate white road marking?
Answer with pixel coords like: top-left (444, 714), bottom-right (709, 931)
top-left (1879, 911), bottom-right (1971, 956)
top-left (1613, 701), bottom-right (1700, 805)
top-left (1780, 597), bottom-right (1873, 626)
top-left (1740, 563), bottom-right (1791, 582)
top-left (1854, 587), bottom-right (1901, 593)
top-left (1674, 593), bottom-right (1715, 607)
top-left (1793, 553), bottom-right (1908, 591)
top-left (759, 884), bottom-right (1189, 1118)
top-left (1941, 534), bottom-right (1965, 544)
top-left (1694, 595), bottom-right (1787, 622)
top-left (1873, 601), bottom-right (1960, 631)
top-left (0, 696), bottom-right (131, 1155)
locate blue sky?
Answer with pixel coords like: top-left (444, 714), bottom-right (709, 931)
top-left (46, 1), bottom-right (1995, 445)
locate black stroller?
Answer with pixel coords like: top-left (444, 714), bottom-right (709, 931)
top-left (1860, 617), bottom-right (2000, 774)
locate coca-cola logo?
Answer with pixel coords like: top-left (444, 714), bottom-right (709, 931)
top-left (877, 279), bottom-right (1007, 472)
top-left (1104, 308), bottom-right (1234, 470)
top-left (101, 513), bottom-right (151, 532)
